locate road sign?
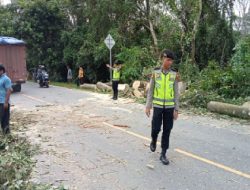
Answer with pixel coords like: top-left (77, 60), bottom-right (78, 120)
top-left (104, 34), bottom-right (116, 82)
top-left (104, 34), bottom-right (115, 50)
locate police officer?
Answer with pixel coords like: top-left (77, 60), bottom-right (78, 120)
top-left (145, 49), bottom-right (179, 165)
top-left (106, 60), bottom-right (122, 100)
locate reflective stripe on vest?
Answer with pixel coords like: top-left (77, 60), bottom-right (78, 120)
top-left (153, 70), bottom-right (176, 106)
top-left (113, 69), bottom-right (120, 80)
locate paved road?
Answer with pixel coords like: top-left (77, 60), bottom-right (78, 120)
top-left (11, 82), bottom-right (250, 190)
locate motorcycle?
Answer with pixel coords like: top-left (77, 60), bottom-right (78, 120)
top-left (37, 66), bottom-right (49, 88)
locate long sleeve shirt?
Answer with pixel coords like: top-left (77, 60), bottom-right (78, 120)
top-left (146, 68), bottom-right (179, 110)
top-left (109, 65), bottom-right (122, 71)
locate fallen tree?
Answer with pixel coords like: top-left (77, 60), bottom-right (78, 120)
top-left (207, 101), bottom-right (250, 119)
top-left (80, 83), bottom-right (97, 91)
top-left (96, 82), bottom-right (112, 91)
top-left (243, 101), bottom-right (250, 108)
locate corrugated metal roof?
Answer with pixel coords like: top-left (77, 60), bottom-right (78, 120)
top-left (0, 36), bottom-right (25, 45)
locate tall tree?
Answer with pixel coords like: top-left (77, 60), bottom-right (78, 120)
top-left (168, 0), bottom-right (202, 64)
top-left (0, 4), bottom-right (17, 36)
top-left (14, 0), bottom-right (68, 80)
top-left (195, 0), bottom-right (236, 68)
top-left (135, 0), bottom-right (163, 55)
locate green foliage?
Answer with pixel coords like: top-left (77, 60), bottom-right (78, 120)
top-left (61, 28), bottom-right (85, 65)
top-left (179, 58), bottom-right (200, 85)
top-left (13, 0), bottom-right (68, 80)
top-left (229, 36), bottom-right (250, 98)
top-left (180, 61), bottom-right (222, 108)
top-left (231, 36), bottom-right (250, 65)
top-left (116, 47), bottom-right (156, 84)
top-left (157, 14), bottom-right (182, 57)
top-left (0, 134), bottom-right (66, 190)
top-left (0, 135), bottom-right (34, 187)
top-left (195, 0), bottom-right (235, 68)
top-left (181, 88), bottom-right (222, 108)
top-left (1, 0), bottom-right (248, 108)
top-left (76, 32), bottom-right (107, 83)
top-left (0, 123), bottom-right (65, 190)
top-left (181, 55), bottom-right (249, 108)
top-left (0, 5), bottom-right (16, 36)
top-left (200, 61), bottom-right (225, 91)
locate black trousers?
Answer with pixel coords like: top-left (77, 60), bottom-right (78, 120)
top-left (0, 104), bottom-right (10, 134)
top-left (77, 77), bottom-right (84, 86)
top-left (112, 80), bottom-right (119, 99)
top-left (151, 107), bottom-right (174, 152)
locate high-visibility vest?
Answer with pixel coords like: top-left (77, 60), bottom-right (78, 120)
top-left (113, 68), bottom-right (120, 81)
top-left (153, 70), bottom-right (176, 106)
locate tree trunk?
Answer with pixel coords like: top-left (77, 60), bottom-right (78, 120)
top-left (146, 0), bottom-right (159, 55)
top-left (96, 82), bottom-right (112, 91)
top-left (80, 83), bottom-right (97, 91)
top-left (191, 0), bottom-right (202, 64)
top-left (148, 19), bottom-right (159, 55)
top-left (220, 40), bottom-right (226, 66)
top-left (207, 101), bottom-right (250, 119)
top-left (180, 31), bottom-right (185, 63)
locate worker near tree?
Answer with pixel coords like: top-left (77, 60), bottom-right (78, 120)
top-left (106, 60), bottom-right (122, 100)
top-left (77, 66), bottom-right (84, 86)
top-left (145, 49), bottom-right (179, 165)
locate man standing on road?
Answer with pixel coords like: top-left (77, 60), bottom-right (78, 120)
top-left (0, 65), bottom-right (12, 135)
top-left (145, 50), bottom-right (179, 165)
top-left (106, 60), bottom-right (122, 100)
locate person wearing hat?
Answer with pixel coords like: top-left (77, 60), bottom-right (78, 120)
top-left (0, 64), bottom-right (12, 135)
top-left (145, 49), bottom-right (179, 165)
top-left (106, 60), bottom-right (122, 100)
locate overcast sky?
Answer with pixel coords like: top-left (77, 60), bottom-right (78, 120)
top-left (1, 0), bottom-right (249, 16)
top-left (1, 0), bottom-right (11, 5)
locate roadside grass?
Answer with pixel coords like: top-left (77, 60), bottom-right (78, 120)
top-left (0, 122), bottom-right (66, 189)
top-left (50, 82), bottom-right (79, 90)
top-left (51, 81), bottom-right (140, 99)
top-left (50, 81), bottom-right (110, 94)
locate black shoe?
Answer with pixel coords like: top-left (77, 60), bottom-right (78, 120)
top-left (160, 154), bottom-right (169, 165)
top-left (150, 141), bottom-right (156, 152)
top-left (3, 127), bottom-right (10, 135)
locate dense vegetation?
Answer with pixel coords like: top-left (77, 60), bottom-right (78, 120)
top-left (0, 0), bottom-right (249, 107)
top-left (0, 131), bottom-right (65, 189)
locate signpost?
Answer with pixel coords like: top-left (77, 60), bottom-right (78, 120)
top-left (104, 34), bottom-right (115, 82)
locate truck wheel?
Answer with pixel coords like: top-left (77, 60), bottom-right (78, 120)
top-left (12, 84), bottom-right (21, 92)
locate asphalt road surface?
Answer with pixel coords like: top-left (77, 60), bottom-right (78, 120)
top-left (11, 82), bottom-right (250, 190)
